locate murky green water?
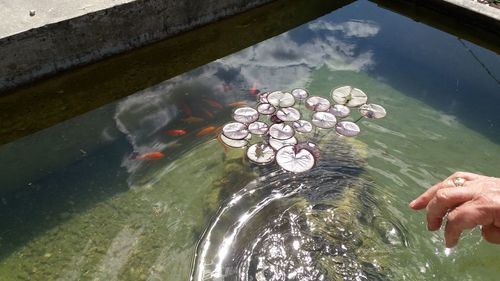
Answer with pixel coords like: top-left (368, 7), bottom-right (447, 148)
top-left (0, 1), bottom-right (499, 280)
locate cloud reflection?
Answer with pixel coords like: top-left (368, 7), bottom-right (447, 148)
top-left (113, 19), bottom-right (380, 184)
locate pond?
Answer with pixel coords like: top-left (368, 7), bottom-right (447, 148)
top-left (0, 0), bottom-right (499, 280)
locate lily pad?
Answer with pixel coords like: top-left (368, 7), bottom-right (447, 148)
top-left (257, 103), bottom-right (276, 115)
top-left (269, 123), bottom-right (295, 140)
top-left (248, 122), bottom-right (269, 135)
top-left (293, 120), bottom-right (313, 133)
top-left (276, 145), bottom-right (315, 173)
top-left (312, 112), bottom-right (337, 129)
top-left (305, 96), bottom-right (331, 112)
top-left (294, 142), bottom-right (320, 160)
top-left (233, 107), bottom-right (259, 124)
top-left (359, 103), bottom-right (387, 119)
top-left (276, 107), bottom-right (301, 122)
top-left (329, 104), bottom-right (351, 118)
top-left (291, 88), bottom-right (309, 100)
top-left (258, 92), bottom-right (269, 103)
top-left (247, 143), bottom-right (275, 164)
top-left (335, 121), bottom-right (360, 137)
top-left (331, 86), bottom-right (368, 107)
top-left (222, 122), bottom-right (249, 140)
top-left (267, 91), bottom-right (295, 107)
top-left (269, 136), bottom-right (297, 151)
top-left (219, 134), bottom-right (248, 148)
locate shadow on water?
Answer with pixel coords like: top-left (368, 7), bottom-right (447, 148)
top-left (0, 139), bottom-right (130, 261)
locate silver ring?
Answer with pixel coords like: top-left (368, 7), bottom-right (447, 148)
top-left (453, 177), bottom-right (466, 187)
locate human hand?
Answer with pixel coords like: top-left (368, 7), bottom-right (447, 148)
top-left (409, 172), bottom-right (500, 247)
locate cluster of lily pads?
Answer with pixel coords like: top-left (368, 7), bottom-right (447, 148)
top-left (219, 86), bottom-right (386, 173)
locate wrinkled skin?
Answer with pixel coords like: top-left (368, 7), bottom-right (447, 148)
top-left (410, 172), bottom-right (500, 247)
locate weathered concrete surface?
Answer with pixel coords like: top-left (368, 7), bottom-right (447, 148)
top-left (0, 0), bottom-right (135, 38)
top-left (442, 0), bottom-right (500, 21)
top-left (0, 0), bottom-right (273, 91)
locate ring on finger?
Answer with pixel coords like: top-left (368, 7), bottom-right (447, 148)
top-left (453, 177), bottom-right (466, 187)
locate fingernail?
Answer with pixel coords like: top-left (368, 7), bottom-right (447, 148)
top-left (409, 200), bottom-right (416, 208)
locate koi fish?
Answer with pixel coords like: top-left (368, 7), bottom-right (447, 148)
top-left (222, 83), bottom-right (232, 92)
top-left (134, 151), bottom-right (164, 160)
top-left (164, 140), bottom-right (183, 149)
top-left (227, 101), bottom-right (248, 107)
top-left (197, 126), bottom-right (219, 137)
top-left (203, 99), bottom-right (224, 109)
top-left (181, 102), bottom-right (192, 117)
top-left (182, 116), bottom-right (204, 124)
top-left (202, 108), bottom-right (215, 119)
top-left (164, 129), bottom-right (187, 136)
top-left (249, 82), bottom-right (258, 95)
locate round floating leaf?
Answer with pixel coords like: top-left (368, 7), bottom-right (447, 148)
top-left (269, 123), bottom-right (295, 140)
top-left (276, 145), bottom-right (315, 173)
top-left (329, 104), bottom-right (351, 118)
top-left (222, 122), bottom-right (248, 140)
top-left (331, 86), bottom-right (368, 107)
top-left (247, 143), bottom-right (275, 164)
top-left (219, 134), bottom-right (248, 148)
top-left (248, 121), bottom-right (269, 135)
top-left (267, 91), bottom-right (295, 107)
top-left (312, 112), bottom-right (337, 129)
top-left (269, 136), bottom-right (297, 151)
top-left (359, 103), bottom-right (387, 119)
top-left (305, 96), bottom-right (331, 112)
top-left (258, 92), bottom-right (269, 103)
top-left (257, 103), bottom-right (276, 115)
top-left (335, 121), bottom-right (360, 137)
top-left (276, 107), bottom-right (301, 122)
top-left (291, 88), bottom-right (309, 100)
top-left (293, 120), bottom-right (313, 133)
top-left (294, 142), bottom-right (320, 160)
top-left (233, 107), bottom-right (259, 124)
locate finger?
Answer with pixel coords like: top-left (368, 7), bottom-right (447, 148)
top-left (445, 171), bottom-right (483, 182)
top-left (444, 206), bottom-right (493, 248)
top-left (409, 172), bottom-right (480, 210)
top-left (410, 181), bottom-right (454, 210)
top-left (425, 187), bottom-right (475, 231)
top-left (481, 225), bottom-right (500, 244)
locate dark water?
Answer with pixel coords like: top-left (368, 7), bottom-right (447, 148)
top-left (0, 1), bottom-right (499, 280)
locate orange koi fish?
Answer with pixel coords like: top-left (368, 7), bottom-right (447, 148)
top-left (134, 151), bottom-right (165, 160)
top-left (203, 99), bottom-right (224, 109)
top-left (197, 126), bottom-right (219, 137)
top-left (227, 101), bottom-right (248, 107)
top-left (182, 116), bottom-right (204, 124)
top-left (202, 108), bottom-right (215, 119)
top-left (249, 82), bottom-right (258, 95)
top-left (164, 129), bottom-right (187, 136)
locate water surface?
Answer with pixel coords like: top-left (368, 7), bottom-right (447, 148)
top-left (0, 1), bottom-right (499, 280)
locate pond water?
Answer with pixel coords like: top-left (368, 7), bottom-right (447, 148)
top-left (0, 0), bottom-right (499, 280)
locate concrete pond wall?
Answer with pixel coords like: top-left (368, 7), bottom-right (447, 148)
top-left (0, 0), bottom-right (273, 91)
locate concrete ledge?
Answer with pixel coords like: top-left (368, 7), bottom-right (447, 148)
top-left (442, 0), bottom-right (500, 21)
top-left (0, 0), bottom-right (273, 91)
